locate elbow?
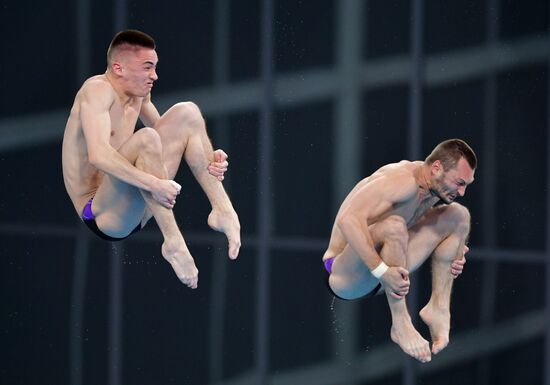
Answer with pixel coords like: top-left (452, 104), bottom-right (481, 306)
top-left (337, 211), bottom-right (355, 233)
top-left (337, 209), bottom-right (367, 234)
top-left (87, 143), bottom-right (113, 170)
top-left (87, 152), bottom-right (103, 169)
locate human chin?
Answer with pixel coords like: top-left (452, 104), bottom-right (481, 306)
top-left (431, 187), bottom-right (452, 204)
top-left (133, 87), bottom-right (150, 97)
top-left (441, 190), bottom-right (458, 204)
top-left (440, 195), bottom-right (453, 204)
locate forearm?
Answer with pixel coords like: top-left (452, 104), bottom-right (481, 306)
top-left (90, 147), bottom-right (157, 192)
top-left (139, 99), bottom-right (161, 128)
top-left (338, 216), bottom-right (384, 271)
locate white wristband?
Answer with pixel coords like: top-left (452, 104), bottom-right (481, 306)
top-left (371, 261), bottom-right (389, 279)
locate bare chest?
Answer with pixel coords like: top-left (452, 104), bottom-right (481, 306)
top-left (109, 101), bottom-right (141, 146)
top-left (395, 195), bottom-right (439, 228)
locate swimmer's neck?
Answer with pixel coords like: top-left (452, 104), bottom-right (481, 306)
top-left (105, 70), bottom-right (138, 106)
top-left (416, 163), bottom-right (436, 199)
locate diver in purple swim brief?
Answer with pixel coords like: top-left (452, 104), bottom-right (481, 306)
top-left (62, 29), bottom-right (240, 289)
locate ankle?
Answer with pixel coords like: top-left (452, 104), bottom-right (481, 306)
top-left (210, 203), bottom-right (234, 214)
top-left (391, 312), bottom-right (413, 326)
top-left (424, 300), bottom-right (450, 313)
top-left (162, 237), bottom-right (185, 252)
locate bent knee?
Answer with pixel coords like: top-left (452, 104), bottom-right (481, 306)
top-left (445, 203), bottom-right (470, 224)
top-left (136, 127), bottom-right (162, 152)
top-left (378, 215), bottom-right (408, 243)
top-left (441, 203), bottom-right (471, 233)
top-left (172, 101), bottom-right (204, 127)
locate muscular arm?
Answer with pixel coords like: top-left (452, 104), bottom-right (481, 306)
top-left (80, 81), bottom-right (158, 192)
top-left (337, 173), bottom-right (418, 271)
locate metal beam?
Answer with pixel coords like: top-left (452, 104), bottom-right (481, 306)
top-left (1, 35), bottom-right (548, 151)
top-left (404, 0), bottom-right (424, 382)
top-left (69, 226), bottom-right (91, 385)
top-left (332, 1), bottom-right (364, 384)
top-left (108, 243), bottom-right (124, 385)
top-left (545, 20), bottom-right (550, 385)
top-left (478, 1), bottom-right (500, 382)
top-left (255, 0), bottom-right (274, 383)
top-left (0, 222), bottom-right (546, 264)
top-left (208, 0), bottom-right (232, 383)
top-left (107, 4), bottom-right (127, 385)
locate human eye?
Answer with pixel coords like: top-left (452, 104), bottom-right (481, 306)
top-left (143, 62), bottom-right (156, 70)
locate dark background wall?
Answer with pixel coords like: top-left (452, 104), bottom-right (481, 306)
top-left (0, 1), bottom-right (549, 385)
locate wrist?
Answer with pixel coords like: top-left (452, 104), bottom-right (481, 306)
top-left (144, 174), bottom-right (159, 192)
top-left (371, 261), bottom-right (389, 279)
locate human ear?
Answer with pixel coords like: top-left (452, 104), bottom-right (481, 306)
top-left (111, 62), bottom-right (123, 76)
top-left (431, 160), bottom-right (443, 175)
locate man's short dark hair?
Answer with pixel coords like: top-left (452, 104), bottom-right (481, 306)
top-left (107, 29), bottom-right (156, 64)
top-left (425, 139), bottom-right (477, 171)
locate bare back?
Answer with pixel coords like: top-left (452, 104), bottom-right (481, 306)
top-left (62, 75), bottom-right (144, 214)
top-left (324, 160), bottom-right (440, 259)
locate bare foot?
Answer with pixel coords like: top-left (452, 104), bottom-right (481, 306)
top-left (419, 305), bottom-right (451, 355)
top-left (390, 318), bottom-right (432, 363)
top-left (162, 240), bottom-right (199, 289)
top-left (208, 209), bottom-right (241, 259)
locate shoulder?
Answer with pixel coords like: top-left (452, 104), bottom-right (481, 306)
top-left (78, 75), bottom-right (116, 108)
top-left (80, 76), bottom-right (115, 99)
top-left (367, 161), bottom-right (419, 202)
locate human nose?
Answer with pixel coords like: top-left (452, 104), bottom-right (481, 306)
top-left (458, 185), bottom-right (466, 196)
top-left (150, 69), bottom-right (158, 81)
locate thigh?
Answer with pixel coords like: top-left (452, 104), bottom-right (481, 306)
top-left (329, 244), bottom-right (381, 299)
top-left (328, 219), bottom-right (392, 298)
top-left (153, 102), bottom-right (208, 179)
top-left (91, 133), bottom-right (149, 237)
top-left (406, 204), bottom-right (462, 272)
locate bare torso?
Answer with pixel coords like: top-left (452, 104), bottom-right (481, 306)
top-left (62, 74), bottom-right (144, 214)
top-left (324, 160), bottom-right (440, 259)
